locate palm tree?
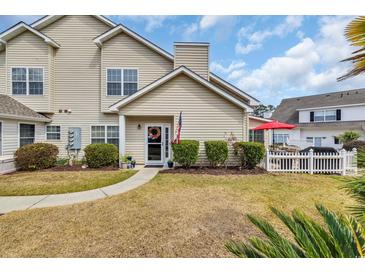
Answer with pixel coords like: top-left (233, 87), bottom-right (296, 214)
top-left (226, 178), bottom-right (365, 258)
top-left (338, 16), bottom-right (365, 81)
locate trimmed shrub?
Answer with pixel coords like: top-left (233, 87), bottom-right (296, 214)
top-left (233, 141), bottom-right (265, 169)
top-left (204, 140), bottom-right (228, 167)
top-left (172, 140), bottom-right (199, 168)
top-left (15, 143), bottom-right (59, 171)
top-left (342, 140), bottom-right (365, 151)
top-left (338, 131), bottom-right (361, 143)
top-left (84, 143), bottom-right (119, 168)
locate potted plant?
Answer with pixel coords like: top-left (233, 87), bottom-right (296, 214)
top-left (120, 155), bottom-right (128, 169)
top-left (131, 159), bottom-right (136, 168)
top-left (167, 159), bottom-right (174, 168)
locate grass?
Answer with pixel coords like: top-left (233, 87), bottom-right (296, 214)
top-left (0, 173), bottom-right (355, 257)
top-left (0, 170), bottom-right (137, 196)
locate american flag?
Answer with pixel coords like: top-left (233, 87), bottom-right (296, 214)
top-left (174, 111), bottom-right (182, 144)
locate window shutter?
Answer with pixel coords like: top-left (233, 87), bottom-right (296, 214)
top-left (336, 109), bottom-right (341, 121)
top-left (310, 111), bottom-right (314, 122)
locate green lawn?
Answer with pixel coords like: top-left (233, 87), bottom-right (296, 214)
top-left (0, 170), bottom-right (137, 196)
top-left (0, 173), bottom-right (355, 257)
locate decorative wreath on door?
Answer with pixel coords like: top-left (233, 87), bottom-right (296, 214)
top-left (148, 127), bottom-right (161, 140)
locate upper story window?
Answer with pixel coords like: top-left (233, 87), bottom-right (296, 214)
top-left (12, 67), bottom-right (43, 95)
top-left (107, 68), bottom-right (138, 96)
top-left (310, 109), bottom-right (341, 122)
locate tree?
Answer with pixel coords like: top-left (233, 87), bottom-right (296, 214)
top-left (338, 131), bottom-right (361, 143)
top-left (253, 104), bottom-right (276, 118)
top-left (226, 178), bottom-right (365, 258)
top-left (338, 16), bottom-right (365, 81)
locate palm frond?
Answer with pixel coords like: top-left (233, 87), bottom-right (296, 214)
top-left (338, 16), bottom-right (365, 81)
top-left (344, 178), bottom-right (365, 223)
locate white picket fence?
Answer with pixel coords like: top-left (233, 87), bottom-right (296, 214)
top-left (265, 148), bottom-right (357, 175)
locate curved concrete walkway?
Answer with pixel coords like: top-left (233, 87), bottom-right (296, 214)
top-left (0, 167), bottom-right (160, 214)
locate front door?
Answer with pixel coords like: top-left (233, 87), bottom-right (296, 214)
top-left (314, 137), bottom-right (322, 147)
top-left (145, 124), bottom-right (171, 165)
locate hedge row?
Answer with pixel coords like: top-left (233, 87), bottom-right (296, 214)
top-left (172, 140), bottom-right (265, 169)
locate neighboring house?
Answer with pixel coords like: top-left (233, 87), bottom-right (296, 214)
top-left (0, 15), bottom-right (260, 167)
top-left (271, 89), bottom-right (365, 149)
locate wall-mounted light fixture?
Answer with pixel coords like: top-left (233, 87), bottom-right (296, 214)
top-left (137, 124), bottom-right (141, 130)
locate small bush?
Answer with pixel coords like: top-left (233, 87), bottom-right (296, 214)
top-left (172, 140), bottom-right (199, 168)
top-left (15, 143), bottom-right (59, 171)
top-left (338, 131), bottom-right (361, 143)
top-left (204, 140), bottom-right (228, 167)
top-left (234, 141), bottom-right (265, 169)
top-left (84, 143), bottom-right (119, 168)
top-left (342, 140), bottom-right (365, 151)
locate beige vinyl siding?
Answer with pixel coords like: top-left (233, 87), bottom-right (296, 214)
top-left (5, 31), bottom-right (51, 112)
top-left (174, 45), bottom-right (209, 79)
top-left (0, 51), bottom-right (5, 94)
top-left (101, 33), bottom-right (173, 112)
top-left (121, 74), bottom-right (247, 165)
top-left (38, 15), bottom-right (118, 156)
top-left (210, 76), bottom-right (251, 105)
top-left (126, 116), bottom-right (173, 163)
top-left (0, 118), bottom-right (45, 156)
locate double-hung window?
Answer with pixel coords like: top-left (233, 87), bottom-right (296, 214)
top-left (91, 126), bottom-right (119, 147)
top-left (313, 110), bottom-right (336, 122)
top-left (46, 126), bottom-right (61, 140)
top-left (107, 68), bottom-right (138, 96)
top-left (273, 133), bottom-right (289, 144)
top-left (19, 123), bottom-right (35, 147)
top-left (12, 67), bottom-right (43, 95)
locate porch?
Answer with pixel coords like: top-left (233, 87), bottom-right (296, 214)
top-left (119, 115), bottom-right (175, 166)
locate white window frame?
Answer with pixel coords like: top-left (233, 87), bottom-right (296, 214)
top-left (45, 125), bottom-right (61, 140)
top-left (11, 67), bottom-right (44, 96)
top-left (106, 68), bottom-right (139, 96)
top-left (313, 109), bottom-right (336, 122)
top-left (90, 125), bottom-right (119, 145)
top-left (0, 120), bottom-right (3, 156)
top-left (18, 122), bottom-right (36, 148)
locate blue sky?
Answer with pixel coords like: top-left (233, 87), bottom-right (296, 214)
top-left (1, 15), bottom-right (364, 105)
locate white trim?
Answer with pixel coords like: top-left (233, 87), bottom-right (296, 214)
top-left (10, 66), bottom-right (45, 96)
top-left (93, 25), bottom-right (174, 61)
top-left (209, 73), bottom-right (260, 105)
top-left (144, 123), bottom-right (171, 165)
top-left (0, 113), bottom-right (50, 122)
top-left (105, 67), bottom-right (139, 97)
top-left (119, 115), bottom-right (126, 157)
top-left (109, 66), bottom-right (253, 112)
top-left (174, 42), bottom-right (210, 46)
top-left (297, 103), bottom-right (365, 111)
top-left (0, 120), bottom-right (3, 156)
top-left (249, 115), bottom-right (272, 123)
top-left (89, 124), bottom-right (119, 145)
top-left (18, 122), bottom-right (36, 148)
top-left (0, 22), bottom-right (60, 48)
top-left (31, 15), bottom-right (116, 29)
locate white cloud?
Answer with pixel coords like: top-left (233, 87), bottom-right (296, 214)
top-left (236, 15), bottom-right (304, 54)
top-left (215, 16), bottom-right (365, 104)
top-left (182, 16), bottom-right (237, 41)
top-left (115, 16), bottom-right (174, 32)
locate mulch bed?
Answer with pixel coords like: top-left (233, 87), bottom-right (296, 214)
top-left (43, 165), bottom-right (119, 172)
top-left (160, 166), bottom-right (267, 175)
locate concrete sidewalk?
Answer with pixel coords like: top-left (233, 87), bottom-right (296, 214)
top-left (0, 167), bottom-right (160, 214)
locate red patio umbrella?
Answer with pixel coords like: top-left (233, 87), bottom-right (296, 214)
top-left (252, 120), bottom-right (296, 146)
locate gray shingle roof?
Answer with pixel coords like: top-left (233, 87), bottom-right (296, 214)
top-left (272, 88), bottom-right (365, 125)
top-left (0, 94), bottom-right (51, 122)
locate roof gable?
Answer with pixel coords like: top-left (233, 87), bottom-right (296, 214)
top-left (31, 15), bottom-right (116, 30)
top-left (109, 66), bottom-right (253, 112)
top-left (93, 24), bottom-right (174, 61)
top-left (0, 22), bottom-right (60, 49)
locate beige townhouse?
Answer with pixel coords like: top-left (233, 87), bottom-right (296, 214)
top-left (0, 15), bottom-right (259, 171)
